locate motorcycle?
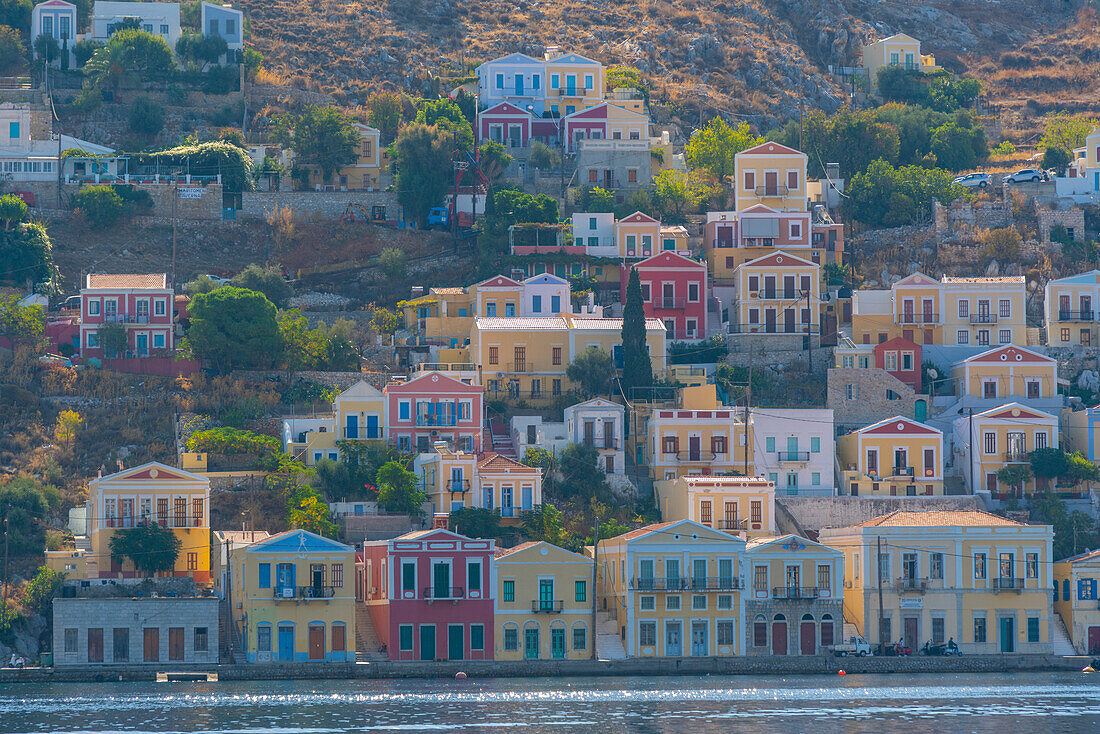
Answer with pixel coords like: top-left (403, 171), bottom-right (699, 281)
top-left (921, 640), bottom-right (961, 656)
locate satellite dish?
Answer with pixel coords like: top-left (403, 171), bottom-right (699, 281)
top-left (927, 368), bottom-right (938, 379)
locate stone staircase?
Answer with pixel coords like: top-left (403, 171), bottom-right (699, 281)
top-left (488, 420), bottom-right (518, 459)
top-left (1052, 613), bottom-right (1078, 656)
top-left (355, 604), bottom-right (387, 661)
top-left (217, 602), bottom-right (237, 663)
top-left (595, 612), bottom-right (627, 660)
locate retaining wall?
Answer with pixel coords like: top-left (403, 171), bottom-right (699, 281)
top-left (239, 191), bottom-right (401, 222)
top-left (777, 495), bottom-right (988, 533)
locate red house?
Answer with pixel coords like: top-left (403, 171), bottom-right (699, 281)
top-left (873, 336), bottom-right (922, 392)
top-left (623, 251), bottom-right (709, 341)
top-left (383, 371), bottom-right (484, 453)
top-left (478, 102), bottom-right (559, 148)
top-left (361, 528), bottom-right (495, 662)
top-left (79, 273), bottom-right (174, 357)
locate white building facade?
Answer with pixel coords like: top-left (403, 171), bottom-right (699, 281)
top-left (751, 408), bottom-right (836, 496)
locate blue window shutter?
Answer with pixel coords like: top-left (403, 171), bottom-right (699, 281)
top-left (1064, 578), bottom-right (1070, 601)
top-left (258, 563), bottom-right (271, 588)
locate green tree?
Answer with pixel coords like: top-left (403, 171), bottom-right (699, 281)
top-left (1040, 113), bottom-right (1096, 153)
top-left (365, 91), bottom-right (403, 145)
top-left (520, 503), bottom-right (567, 546)
top-left (686, 118), bottom-right (762, 180)
top-left (0, 221), bottom-right (58, 292)
top-left (0, 193), bottom-right (27, 229)
top-left (0, 294), bottom-right (44, 346)
top-left (1029, 491), bottom-right (1100, 560)
top-left (291, 105), bottom-right (360, 183)
top-left (1041, 146), bottom-right (1072, 175)
top-left (0, 1), bottom-right (30, 33)
top-left (846, 159), bottom-right (964, 228)
top-left (175, 31), bottom-right (227, 65)
top-left (376, 460), bottom-right (427, 515)
top-left (566, 347), bottom-right (614, 398)
top-left (930, 121), bottom-right (983, 172)
top-left (606, 66), bottom-right (649, 100)
top-left (185, 286), bottom-right (282, 372)
top-left (928, 75), bottom-right (982, 113)
top-left (277, 309), bottom-right (327, 372)
top-left (652, 169), bottom-right (709, 219)
top-left (982, 227), bottom-right (1022, 262)
top-left (183, 274), bottom-right (223, 295)
top-left (128, 96), bottom-right (165, 136)
top-left (772, 109), bottom-right (900, 178)
top-left (83, 29), bottom-right (175, 98)
top-left (449, 507), bottom-right (505, 539)
top-left (72, 39), bottom-right (101, 68)
top-left (621, 268), bottom-right (653, 398)
top-left (522, 447), bottom-right (554, 470)
top-left (581, 186), bottom-right (616, 212)
top-left (230, 263), bottom-right (292, 306)
top-left (72, 185), bottom-right (124, 227)
top-left (528, 140), bottom-right (560, 172)
top-left (242, 47), bottom-right (262, 81)
top-left (550, 443), bottom-right (611, 501)
top-left (0, 477), bottom-right (49, 556)
top-left (108, 524), bottom-right (182, 576)
top-left (20, 566), bottom-right (64, 618)
top-left (96, 322), bottom-right (128, 358)
top-left (286, 485), bottom-right (338, 537)
top-left (393, 122), bottom-right (453, 226)
top-left (379, 247), bottom-right (406, 278)
top-left (0, 24), bottom-right (22, 71)
top-left (996, 464), bottom-right (1033, 497)
top-left (34, 33), bottom-right (60, 64)
top-left (414, 98), bottom-right (473, 150)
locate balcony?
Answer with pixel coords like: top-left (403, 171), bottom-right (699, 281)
top-left (531, 599), bottom-right (564, 613)
top-left (629, 576), bottom-right (742, 591)
top-left (895, 577), bottom-right (928, 593)
top-left (415, 414), bottom-right (459, 427)
top-left (770, 586), bottom-right (822, 600)
top-left (423, 586), bottom-right (466, 601)
top-left (729, 323), bottom-right (822, 335)
top-left (583, 438), bottom-right (621, 450)
top-left (342, 427), bottom-right (382, 439)
top-left (898, 313), bottom-right (939, 325)
top-left (1004, 451), bottom-right (1029, 463)
top-left (653, 297), bottom-right (687, 310)
top-left (1058, 310), bottom-right (1095, 322)
top-left (708, 519), bottom-right (750, 532)
top-left (103, 313), bottom-right (152, 325)
top-left (272, 585), bottom-right (338, 600)
top-left (970, 313), bottom-right (998, 324)
top-left (993, 577), bottom-right (1025, 593)
top-left (778, 451), bottom-right (810, 463)
top-left (757, 289), bottom-right (809, 300)
top-left (754, 185), bottom-right (790, 197)
top-left (105, 516), bottom-right (202, 529)
top-left (509, 361), bottom-right (528, 373)
top-left (447, 479), bottom-right (470, 495)
top-left (674, 450), bottom-right (718, 462)
top-left (892, 466), bottom-right (915, 477)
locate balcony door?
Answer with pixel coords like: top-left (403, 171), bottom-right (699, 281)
top-left (894, 449), bottom-right (907, 474)
top-left (539, 579), bottom-right (554, 611)
top-left (662, 283), bottom-right (674, 309)
top-left (1060, 294), bottom-right (1071, 319)
top-left (764, 171), bottom-right (778, 196)
top-left (785, 565), bottom-right (799, 595)
top-left (275, 563), bottom-right (295, 598)
top-left (922, 299), bottom-right (934, 323)
top-left (432, 562), bottom-right (451, 599)
top-left (665, 621), bottom-right (682, 656)
top-left (688, 436), bottom-right (701, 462)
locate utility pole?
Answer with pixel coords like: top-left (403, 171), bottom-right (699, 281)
top-left (876, 536), bottom-right (885, 656)
top-left (745, 346), bottom-right (752, 478)
top-left (2, 516), bottom-right (8, 602)
top-left (171, 177), bottom-right (178, 290)
top-left (591, 516), bottom-right (599, 661)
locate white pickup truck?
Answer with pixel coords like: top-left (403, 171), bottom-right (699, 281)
top-left (831, 636), bottom-right (873, 657)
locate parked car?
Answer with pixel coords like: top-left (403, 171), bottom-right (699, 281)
top-left (1003, 168), bottom-right (1046, 184)
top-left (830, 635), bottom-right (873, 657)
top-left (952, 172), bottom-right (991, 189)
top-left (204, 274), bottom-right (232, 285)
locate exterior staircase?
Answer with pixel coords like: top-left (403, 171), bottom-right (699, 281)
top-left (488, 419), bottom-right (518, 459)
top-left (217, 602), bottom-right (236, 663)
top-left (596, 611), bottom-right (627, 660)
top-left (355, 603), bottom-right (387, 661)
top-left (1052, 613), bottom-right (1078, 656)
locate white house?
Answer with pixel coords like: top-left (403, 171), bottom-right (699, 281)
top-left (200, 1), bottom-right (243, 52)
top-left (564, 398), bottom-right (627, 478)
top-left (0, 107), bottom-right (118, 183)
top-left (571, 211), bottom-right (616, 256)
top-left (31, 0), bottom-right (78, 67)
top-left (751, 408), bottom-right (836, 496)
top-left (92, 1), bottom-right (181, 47)
top-left (511, 415), bottom-right (570, 459)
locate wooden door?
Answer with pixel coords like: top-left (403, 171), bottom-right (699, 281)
top-left (87, 628), bottom-right (104, 663)
top-left (143, 628), bottom-right (159, 662)
top-left (771, 620), bottom-right (787, 655)
top-left (308, 624), bottom-right (325, 660)
top-left (903, 617), bottom-right (919, 651)
top-left (784, 309), bottom-right (795, 333)
top-left (1088, 626), bottom-right (1100, 655)
top-left (764, 171), bottom-right (778, 195)
top-left (689, 435), bottom-right (701, 461)
top-left (168, 627), bottom-right (184, 661)
top-left (800, 621), bottom-right (816, 655)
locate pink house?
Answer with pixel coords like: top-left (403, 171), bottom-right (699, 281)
top-left (623, 252), bottom-right (710, 340)
top-left (873, 336), bottom-right (922, 392)
top-left (562, 102), bottom-right (649, 153)
top-left (361, 528), bottom-right (495, 662)
top-left (478, 102), bottom-right (560, 149)
top-left (79, 273), bottom-right (174, 358)
top-left (383, 371), bottom-right (484, 453)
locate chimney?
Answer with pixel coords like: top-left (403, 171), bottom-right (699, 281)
top-left (545, 46), bottom-right (559, 60)
top-left (432, 513), bottom-right (449, 530)
top-left (826, 163), bottom-right (840, 181)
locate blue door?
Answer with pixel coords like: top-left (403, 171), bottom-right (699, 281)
top-left (515, 75), bottom-right (524, 95)
top-left (345, 414), bottom-right (358, 439)
top-left (278, 625), bottom-right (295, 661)
top-left (522, 486), bottom-right (533, 511)
top-left (366, 415), bottom-right (379, 439)
top-left (420, 625), bottom-right (436, 661)
top-left (135, 333), bottom-right (148, 356)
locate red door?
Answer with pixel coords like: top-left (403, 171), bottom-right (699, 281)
top-left (800, 622), bottom-right (816, 655)
top-left (1089, 626), bottom-right (1100, 655)
top-left (309, 624), bottom-right (325, 660)
top-left (771, 621), bottom-right (787, 655)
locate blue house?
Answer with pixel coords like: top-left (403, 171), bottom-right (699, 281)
top-left (31, 0), bottom-right (78, 68)
top-left (201, 1), bottom-right (243, 55)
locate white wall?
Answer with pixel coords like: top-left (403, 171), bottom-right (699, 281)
top-left (751, 408), bottom-right (835, 495)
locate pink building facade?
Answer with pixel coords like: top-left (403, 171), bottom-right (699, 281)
top-left (383, 372), bottom-right (484, 453)
top-left (361, 528), bottom-right (495, 662)
top-left (478, 102), bottom-right (559, 149)
top-left (623, 251), bottom-right (710, 340)
top-left (873, 337), bottom-right (922, 392)
top-left (79, 273), bottom-right (174, 358)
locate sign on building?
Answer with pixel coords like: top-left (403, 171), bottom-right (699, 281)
top-left (178, 188), bottom-right (204, 199)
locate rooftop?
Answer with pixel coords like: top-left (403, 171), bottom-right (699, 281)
top-left (849, 510), bottom-right (1024, 529)
top-left (85, 273), bottom-right (167, 290)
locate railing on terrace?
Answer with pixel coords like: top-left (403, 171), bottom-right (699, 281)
top-left (423, 586), bottom-right (466, 600)
top-left (342, 427), bottom-right (382, 439)
top-left (770, 586), bottom-right (823, 599)
top-left (415, 363), bottom-right (478, 372)
top-left (653, 297), bottom-right (687, 310)
top-left (993, 577), bottom-right (1025, 591)
top-left (778, 451), bottom-right (810, 462)
top-left (1058, 311), bottom-right (1094, 322)
top-left (415, 414), bottom-right (459, 427)
top-left (629, 577), bottom-right (742, 591)
top-left (272, 585), bottom-right (338, 600)
top-left (898, 313), bottom-right (940, 324)
top-left (447, 479), bottom-right (470, 494)
top-left (895, 577), bottom-right (928, 592)
top-left (970, 313), bottom-right (998, 324)
top-left (104, 516), bottom-right (202, 529)
top-left (103, 313), bottom-right (152, 324)
top-left (531, 600), bottom-right (564, 613)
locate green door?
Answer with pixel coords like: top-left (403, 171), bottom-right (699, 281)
top-left (551, 627), bottom-right (565, 659)
top-left (1000, 617), bottom-right (1015, 653)
top-left (448, 625), bottom-right (464, 661)
top-left (419, 625), bottom-right (436, 661)
top-left (524, 627), bottom-right (539, 659)
top-left (915, 399), bottom-right (927, 422)
top-left (539, 579), bottom-right (554, 612)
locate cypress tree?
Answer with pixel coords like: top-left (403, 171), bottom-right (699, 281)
top-left (621, 267), bottom-right (653, 398)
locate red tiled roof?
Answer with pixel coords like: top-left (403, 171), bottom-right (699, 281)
top-left (609, 521), bottom-right (675, 542)
top-left (86, 273), bottom-right (166, 289)
top-left (476, 452), bottom-right (538, 471)
top-left (852, 510), bottom-right (1023, 528)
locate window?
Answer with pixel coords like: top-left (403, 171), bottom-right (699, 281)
top-left (665, 595), bottom-right (681, 610)
top-left (812, 472), bottom-right (821, 485)
top-left (86, 331), bottom-right (98, 348)
top-left (717, 621), bottom-right (734, 646)
top-left (471, 624), bottom-right (485, 651)
top-left (503, 579), bottom-right (514, 602)
top-left (957, 299), bottom-right (969, 318)
top-left (1026, 553), bottom-right (1038, 579)
top-left (552, 347), bottom-right (562, 365)
top-left (753, 618), bottom-right (767, 646)
top-left (712, 436), bottom-right (727, 455)
top-left (692, 594), bottom-right (707, 610)
top-left (750, 500), bottom-right (761, 524)
top-left (717, 594), bottom-right (732, 610)
top-left (846, 384), bottom-right (859, 400)
top-left (496, 73), bottom-right (504, 89)
top-left (902, 351), bottom-right (914, 370)
top-left (87, 299), bottom-right (100, 316)
top-left (1027, 616), bottom-right (1039, 643)
top-left (884, 351), bottom-right (898, 371)
top-left (552, 379), bottom-right (562, 396)
top-left (640, 596), bottom-right (656, 611)
top-left (589, 170), bottom-right (598, 183)
top-left (584, 74), bottom-right (593, 89)
top-left (639, 621), bottom-right (657, 646)
top-left (628, 169), bottom-right (637, 184)
top-left (399, 624), bottom-right (413, 651)
top-left (932, 617), bottom-right (945, 645)
top-left (551, 295), bottom-right (560, 313)
top-left (575, 580), bottom-right (587, 602)
top-left (187, 552), bottom-right (197, 570)
top-left (399, 401), bottom-right (410, 420)
top-left (744, 171), bottom-right (755, 191)
top-left (468, 561), bottom-right (482, 592)
top-left (551, 74), bottom-right (560, 89)
top-left (1081, 579), bottom-right (1098, 600)
top-left (504, 627), bottom-right (518, 650)
top-left (817, 564), bottom-right (831, 591)
top-left (160, 24), bottom-right (168, 34)
top-left (573, 626), bottom-right (586, 650)
top-left (194, 627), bottom-right (208, 652)
top-left (984, 432), bottom-right (997, 455)
top-left (1035, 432), bottom-right (1047, 450)
top-left (930, 553), bottom-right (944, 580)
top-left (765, 436), bottom-right (775, 453)
top-left (688, 282), bottom-right (699, 302)
top-left (811, 437), bottom-right (820, 453)
top-left (532, 295), bottom-right (542, 313)
top-left (64, 628), bottom-right (78, 653)
top-left (787, 170), bottom-right (798, 190)
top-left (974, 616), bottom-right (986, 643)
top-left (8, 122), bottom-right (18, 139)
top-left (1062, 327), bottom-right (1071, 342)
top-left (974, 553), bottom-right (987, 579)
top-left (999, 329), bottom-right (1011, 344)
top-left (957, 330), bottom-right (969, 345)
top-left (999, 299), bottom-right (1010, 318)
top-left (753, 565), bottom-right (767, 592)
top-left (662, 435), bottom-right (678, 454)
top-left (153, 333), bottom-right (165, 349)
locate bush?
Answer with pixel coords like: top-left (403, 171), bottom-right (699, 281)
top-left (0, 25), bottom-right (23, 72)
top-left (129, 96), bottom-right (165, 136)
top-left (230, 263), bottom-right (292, 307)
top-left (185, 426), bottom-right (280, 456)
top-left (72, 185), bottom-right (123, 227)
top-left (73, 39), bottom-right (102, 68)
top-left (71, 87), bottom-right (103, 113)
top-left (992, 141), bottom-right (1016, 156)
top-left (982, 227), bottom-right (1022, 262)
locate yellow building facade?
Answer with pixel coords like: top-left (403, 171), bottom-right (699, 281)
top-left (1044, 270), bottom-right (1100, 347)
top-left (949, 345), bottom-right (1058, 403)
top-left (640, 385), bottom-right (753, 480)
top-left (283, 380), bottom-right (386, 465)
top-left (732, 251), bottom-right (821, 335)
top-left (654, 475), bottom-right (776, 540)
top-left (734, 141), bottom-right (808, 212)
top-left (415, 444), bottom-right (543, 524)
top-left (304, 123), bottom-right (390, 191)
top-left (596, 519), bottom-right (747, 657)
top-left (493, 541), bottom-right (595, 660)
top-left (952, 403), bottom-right (1058, 497)
top-left (1053, 549), bottom-right (1100, 655)
top-left (230, 529), bottom-right (356, 663)
top-left (820, 510), bottom-right (1054, 654)
top-left (836, 416), bottom-right (944, 496)
top-left (861, 33), bottom-right (939, 92)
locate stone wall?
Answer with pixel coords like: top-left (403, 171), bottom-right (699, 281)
top-left (136, 182), bottom-right (224, 221)
top-left (234, 369), bottom-right (393, 390)
top-left (744, 599), bottom-right (844, 655)
top-left (827, 367), bottom-right (919, 431)
top-left (727, 336), bottom-right (829, 375)
top-left (777, 495), bottom-right (987, 533)
top-left (1037, 206), bottom-right (1085, 243)
top-left (343, 513), bottom-right (420, 544)
top-left (239, 191), bottom-right (401, 222)
top-left (933, 199), bottom-right (1011, 238)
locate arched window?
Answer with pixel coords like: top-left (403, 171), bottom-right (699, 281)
top-left (502, 623), bottom-right (519, 652)
top-left (802, 613), bottom-right (814, 621)
top-left (773, 613), bottom-right (786, 622)
top-left (821, 613), bottom-right (834, 647)
top-left (753, 615), bottom-right (767, 647)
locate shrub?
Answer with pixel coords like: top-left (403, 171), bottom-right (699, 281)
top-left (185, 426), bottom-right (280, 456)
top-left (992, 141), bottom-right (1016, 156)
top-left (129, 96), bottom-right (165, 136)
top-left (71, 87), bottom-right (103, 113)
top-left (73, 39), bottom-right (102, 68)
top-left (72, 185), bottom-right (123, 227)
top-left (0, 25), bottom-right (23, 72)
top-left (982, 227), bottom-right (1022, 262)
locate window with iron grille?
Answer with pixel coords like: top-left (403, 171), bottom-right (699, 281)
top-left (331, 563), bottom-right (343, 588)
top-left (717, 620), bottom-right (734, 645)
top-left (700, 501), bottom-right (712, 525)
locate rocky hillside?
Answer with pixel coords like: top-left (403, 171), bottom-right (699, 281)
top-left (235, 0), bottom-right (1089, 132)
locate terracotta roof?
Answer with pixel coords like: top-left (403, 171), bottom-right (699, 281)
top-left (570, 317), bottom-right (667, 331)
top-left (610, 521), bottom-right (675, 542)
top-left (1060, 548), bottom-right (1100, 564)
top-left (495, 541), bottom-right (539, 558)
top-left (86, 273), bottom-right (167, 290)
top-left (477, 452), bottom-right (538, 471)
top-left (851, 510), bottom-right (1024, 528)
top-left (476, 316), bottom-right (569, 330)
top-left (681, 475), bottom-right (773, 488)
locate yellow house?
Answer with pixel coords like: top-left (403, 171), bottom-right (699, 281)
top-left (1053, 549), bottom-right (1100, 655)
top-left (1044, 270), bottom-right (1100, 347)
top-left (744, 534), bottom-right (844, 655)
top-left (852, 273), bottom-right (1027, 347)
top-left (862, 32), bottom-right (939, 93)
top-left (401, 287), bottom-right (476, 348)
top-left (230, 529), bottom-right (356, 662)
top-left (734, 141), bottom-right (808, 212)
top-left (544, 50), bottom-right (605, 116)
top-left (47, 461), bottom-right (211, 583)
top-left (303, 122), bottom-right (391, 191)
top-left (615, 211), bottom-right (662, 259)
top-left (732, 251), bottom-right (821, 336)
top-left (949, 345), bottom-right (1058, 407)
top-left (640, 385), bottom-right (753, 480)
top-left (836, 416), bottom-right (944, 496)
top-left (469, 313), bottom-right (667, 403)
top-left (654, 475), bottom-right (776, 540)
top-left (494, 541), bottom-right (595, 660)
top-left (415, 443), bottom-right (543, 524)
top-left (596, 519), bottom-right (746, 657)
top-left (283, 380), bottom-right (385, 466)
top-left (952, 402), bottom-right (1058, 497)
top-left (820, 510), bottom-right (1054, 654)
